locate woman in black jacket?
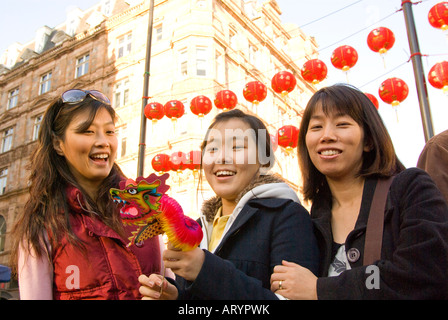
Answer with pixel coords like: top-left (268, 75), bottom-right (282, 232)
top-left (271, 84), bottom-right (448, 299)
top-left (139, 109), bottom-right (319, 300)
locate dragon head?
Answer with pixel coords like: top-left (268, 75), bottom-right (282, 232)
top-left (110, 173), bottom-right (170, 225)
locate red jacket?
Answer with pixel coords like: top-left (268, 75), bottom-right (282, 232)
top-left (51, 186), bottom-right (161, 300)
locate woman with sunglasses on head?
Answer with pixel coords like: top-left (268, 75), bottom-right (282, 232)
top-left (10, 89), bottom-right (166, 300)
top-left (270, 84), bottom-right (448, 299)
top-left (138, 109), bottom-right (319, 300)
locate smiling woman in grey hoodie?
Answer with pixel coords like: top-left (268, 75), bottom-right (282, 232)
top-left (138, 109), bottom-right (319, 300)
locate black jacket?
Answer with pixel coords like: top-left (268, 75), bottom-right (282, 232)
top-left (176, 196), bottom-right (319, 300)
top-left (313, 168), bottom-right (448, 299)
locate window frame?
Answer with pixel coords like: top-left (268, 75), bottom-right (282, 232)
top-left (117, 33), bottom-right (132, 59)
top-left (1, 128), bottom-right (13, 153)
top-left (7, 88), bottom-right (19, 110)
top-left (75, 53), bottom-right (90, 78)
top-left (32, 114), bottom-right (43, 141)
top-left (195, 46), bottom-right (208, 77)
top-left (39, 72), bottom-right (52, 95)
top-left (179, 49), bottom-right (188, 78)
top-left (113, 79), bottom-right (130, 109)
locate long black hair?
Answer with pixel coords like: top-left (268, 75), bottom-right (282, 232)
top-left (10, 96), bottom-right (125, 272)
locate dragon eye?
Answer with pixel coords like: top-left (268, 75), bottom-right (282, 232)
top-left (127, 188), bottom-right (137, 195)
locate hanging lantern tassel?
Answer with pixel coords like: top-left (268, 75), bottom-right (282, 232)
top-left (391, 101), bottom-right (400, 122)
top-left (343, 67), bottom-right (350, 84)
top-left (379, 50), bottom-right (387, 69)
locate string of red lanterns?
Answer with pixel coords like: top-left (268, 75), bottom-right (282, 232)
top-left (151, 151), bottom-right (202, 174)
top-left (151, 153), bottom-right (171, 173)
top-left (145, 4), bottom-right (448, 169)
top-left (185, 150), bottom-right (202, 172)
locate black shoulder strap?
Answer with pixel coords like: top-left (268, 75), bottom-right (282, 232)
top-left (363, 176), bottom-right (395, 266)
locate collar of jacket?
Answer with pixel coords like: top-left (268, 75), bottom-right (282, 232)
top-left (66, 184), bottom-right (86, 214)
top-left (201, 174), bottom-right (293, 223)
top-left (65, 184), bottom-right (126, 244)
top-left (198, 174), bottom-right (298, 252)
top-left (311, 177), bottom-right (379, 246)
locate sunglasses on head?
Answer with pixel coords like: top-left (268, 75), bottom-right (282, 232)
top-left (61, 89), bottom-right (111, 106)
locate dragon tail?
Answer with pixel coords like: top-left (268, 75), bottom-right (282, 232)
top-left (159, 195), bottom-right (203, 251)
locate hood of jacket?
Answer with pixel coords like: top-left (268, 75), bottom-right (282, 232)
top-left (201, 174), bottom-right (300, 223)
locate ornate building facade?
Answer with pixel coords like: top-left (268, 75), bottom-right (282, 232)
top-left (0, 0), bottom-right (319, 296)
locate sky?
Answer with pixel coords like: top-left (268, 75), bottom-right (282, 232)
top-left (276, 0), bottom-right (448, 168)
top-left (1, 0), bottom-right (447, 167)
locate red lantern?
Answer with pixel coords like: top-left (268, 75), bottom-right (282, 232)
top-left (271, 71), bottom-right (297, 96)
top-left (243, 81), bottom-right (267, 105)
top-left (185, 150), bottom-right (202, 172)
top-left (364, 93), bottom-right (379, 110)
top-left (214, 90), bottom-right (238, 111)
top-left (378, 77), bottom-right (409, 107)
top-left (144, 102), bottom-right (165, 123)
top-left (428, 61), bottom-right (448, 94)
top-left (331, 45), bottom-right (358, 72)
top-left (190, 95), bottom-right (212, 118)
top-left (367, 27), bottom-right (395, 54)
top-left (151, 154), bottom-right (171, 173)
top-left (277, 125), bottom-right (299, 152)
top-left (169, 152), bottom-right (187, 173)
top-left (428, 2), bottom-right (448, 31)
top-left (164, 100), bottom-right (185, 121)
top-left (301, 59), bottom-right (328, 84)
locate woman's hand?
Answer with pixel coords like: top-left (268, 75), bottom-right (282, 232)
top-left (270, 260), bottom-right (318, 300)
top-left (138, 273), bottom-right (178, 300)
top-left (163, 242), bottom-right (205, 281)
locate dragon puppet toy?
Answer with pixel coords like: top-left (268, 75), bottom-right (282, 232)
top-left (109, 173), bottom-right (203, 251)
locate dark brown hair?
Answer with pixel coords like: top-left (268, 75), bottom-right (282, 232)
top-left (196, 109), bottom-right (275, 201)
top-left (200, 108), bottom-right (275, 170)
top-left (10, 95), bottom-right (125, 273)
top-left (298, 84), bottom-right (405, 202)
